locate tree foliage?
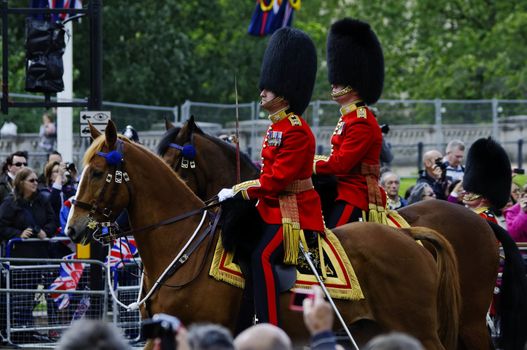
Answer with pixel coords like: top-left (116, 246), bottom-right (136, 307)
top-left (2, 0), bottom-right (527, 131)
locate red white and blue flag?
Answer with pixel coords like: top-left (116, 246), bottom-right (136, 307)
top-left (48, 252), bottom-right (85, 310)
top-left (105, 238), bottom-right (138, 270)
top-left (248, 0), bottom-right (301, 37)
top-left (31, 0), bottom-right (83, 22)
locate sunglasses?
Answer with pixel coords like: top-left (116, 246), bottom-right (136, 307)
top-left (13, 162), bottom-right (28, 167)
top-left (26, 179), bottom-right (38, 183)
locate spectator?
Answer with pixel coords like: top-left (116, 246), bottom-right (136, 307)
top-left (41, 161), bottom-right (76, 221)
top-left (407, 182), bottom-right (436, 205)
top-left (0, 118), bottom-right (17, 138)
top-left (510, 181), bottom-right (522, 206)
top-left (234, 323), bottom-right (292, 350)
top-left (363, 332), bottom-right (424, 350)
top-left (443, 140), bottom-right (465, 183)
top-left (417, 150), bottom-right (447, 200)
top-left (379, 124), bottom-right (393, 167)
top-left (0, 151), bottom-right (28, 203)
top-left (303, 285), bottom-right (339, 350)
top-left (447, 180), bottom-right (464, 205)
top-left (380, 172), bottom-right (407, 210)
top-left (122, 125), bottom-right (140, 143)
top-left (38, 112), bottom-right (57, 152)
top-left (37, 151), bottom-right (63, 190)
top-left (56, 319), bottom-right (130, 350)
top-left (186, 324), bottom-right (234, 350)
top-left (0, 167), bottom-right (57, 242)
top-left (0, 167), bottom-right (57, 343)
top-left (503, 191), bottom-right (527, 242)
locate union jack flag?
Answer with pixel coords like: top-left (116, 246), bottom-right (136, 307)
top-left (48, 252), bottom-right (85, 310)
top-left (31, 0), bottom-right (83, 22)
top-left (105, 238), bottom-right (138, 270)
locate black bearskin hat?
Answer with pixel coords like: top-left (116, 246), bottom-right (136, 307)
top-left (463, 137), bottom-right (512, 209)
top-left (259, 27), bottom-right (317, 115)
top-left (327, 18), bottom-right (384, 105)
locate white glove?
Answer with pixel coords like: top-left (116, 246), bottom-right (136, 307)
top-left (217, 188), bottom-right (234, 202)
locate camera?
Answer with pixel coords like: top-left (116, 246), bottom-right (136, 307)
top-left (289, 288), bottom-right (315, 311)
top-left (434, 158), bottom-right (448, 180)
top-left (513, 168), bottom-right (525, 175)
top-left (142, 313), bottom-right (182, 350)
top-left (380, 124), bottom-right (390, 134)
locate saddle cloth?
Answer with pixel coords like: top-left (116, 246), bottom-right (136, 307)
top-left (209, 228), bottom-right (364, 301)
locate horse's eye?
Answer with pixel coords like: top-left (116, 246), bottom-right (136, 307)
top-left (92, 170), bottom-right (104, 178)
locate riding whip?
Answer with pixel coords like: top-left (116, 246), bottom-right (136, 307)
top-left (234, 74), bottom-right (241, 183)
top-left (299, 242), bottom-right (360, 350)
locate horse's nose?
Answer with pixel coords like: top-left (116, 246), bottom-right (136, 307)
top-left (67, 226), bottom-right (80, 243)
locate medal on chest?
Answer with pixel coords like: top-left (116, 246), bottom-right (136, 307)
top-left (334, 119), bottom-right (345, 135)
top-left (266, 130), bottom-right (283, 147)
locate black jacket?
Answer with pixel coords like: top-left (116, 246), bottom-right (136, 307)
top-left (0, 192), bottom-right (57, 242)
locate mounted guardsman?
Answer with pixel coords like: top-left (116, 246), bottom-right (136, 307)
top-left (461, 137), bottom-right (512, 223)
top-left (313, 18), bottom-right (387, 228)
top-left (216, 27), bottom-right (324, 326)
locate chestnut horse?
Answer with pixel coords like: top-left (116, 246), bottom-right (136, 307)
top-left (159, 117), bottom-right (527, 350)
top-left (67, 121), bottom-right (461, 349)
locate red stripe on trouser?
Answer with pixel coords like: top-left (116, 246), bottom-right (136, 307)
top-left (336, 204), bottom-right (356, 227)
top-left (260, 229), bottom-right (283, 325)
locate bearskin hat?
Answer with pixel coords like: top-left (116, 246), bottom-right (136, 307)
top-left (327, 18), bottom-right (384, 105)
top-left (463, 137), bottom-right (512, 209)
top-left (259, 27), bottom-right (317, 115)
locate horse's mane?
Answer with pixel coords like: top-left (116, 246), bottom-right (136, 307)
top-left (157, 127), bottom-right (182, 156)
top-left (200, 133), bottom-right (259, 172)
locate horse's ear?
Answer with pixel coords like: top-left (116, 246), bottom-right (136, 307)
top-left (105, 120), bottom-right (118, 148)
top-left (165, 118), bottom-right (175, 131)
top-left (188, 115), bottom-right (204, 135)
top-left (88, 121), bottom-right (102, 140)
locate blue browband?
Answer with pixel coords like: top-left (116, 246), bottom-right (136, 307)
top-left (97, 139), bottom-right (125, 166)
top-left (169, 143), bottom-right (196, 160)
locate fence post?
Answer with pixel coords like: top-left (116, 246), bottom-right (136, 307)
top-left (181, 100), bottom-right (191, 122)
top-left (172, 105), bottom-right (179, 123)
top-left (434, 99), bottom-right (443, 150)
top-left (491, 98), bottom-right (499, 140)
top-left (312, 100), bottom-right (320, 137)
top-left (518, 139), bottom-right (524, 170)
top-left (417, 142), bottom-right (423, 174)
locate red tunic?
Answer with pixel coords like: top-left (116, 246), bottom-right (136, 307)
top-left (314, 102), bottom-right (384, 211)
top-left (235, 111), bottom-right (324, 232)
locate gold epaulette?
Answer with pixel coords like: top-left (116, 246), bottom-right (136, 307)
top-left (357, 107), bottom-right (367, 118)
top-left (288, 115), bottom-right (302, 126)
top-left (339, 100), bottom-right (364, 116)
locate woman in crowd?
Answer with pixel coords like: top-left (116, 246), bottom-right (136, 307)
top-left (407, 182), bottom-right (436, 205)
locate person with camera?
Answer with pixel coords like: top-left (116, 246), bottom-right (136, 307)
top-left (416, 150), bottom-right (448, 200)
top-left (502, 189), bottom-right (527, 242)
top-left (312, 18), bottom-right (387, 227)
top-left (0, 167), bottom-right (57, 343)
top-left (41, 161), bottom-right (77, 223)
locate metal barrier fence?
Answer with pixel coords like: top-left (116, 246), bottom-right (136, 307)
top-left (0, 237), bottom-right (143, 349)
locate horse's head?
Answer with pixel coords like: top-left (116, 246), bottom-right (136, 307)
top-left (66, 121), bottom-right (133, 245)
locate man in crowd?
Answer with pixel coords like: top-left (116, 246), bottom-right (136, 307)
top-left (443, 139), bottom-right (465, 182)
top-left (0, 151), bottom-right (28, 203)
top-left (417, 150), bottom-right (448, 200)
top-left (380, 171), bottom-right (407, 210)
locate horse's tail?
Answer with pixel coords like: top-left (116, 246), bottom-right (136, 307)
top-left (487, 221), bottom-right (527, 350)
top-left (402, 226), bottom-right (461, 350)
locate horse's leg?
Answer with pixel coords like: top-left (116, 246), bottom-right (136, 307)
top-left (334, 224), bottom-right (446, 350)
top-left (399, 200), bottom-right (498, 350)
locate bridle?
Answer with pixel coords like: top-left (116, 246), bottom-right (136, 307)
top-left (168, 130), bottom-right (197, 170)
top-left (72, 138), bottom-right (218, 245)
top-left (73, 139), bottom-right (133, 244)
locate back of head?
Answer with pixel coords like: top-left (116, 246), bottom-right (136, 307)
top-left (363, 332), bottom-right (424, 350)
top-left (259, 27), bottom-right (317, 115)
top-left (407, 182), bottom-right (429, 205)
top-left (463, 137), bottom-right (511, 209)
top-left (187, 323), bottom-right (234, 350)
top-left (56, 319), bottom-right (130, 350)
top-left (327, 18), bottom-right (384, 105)
top-left (234, 323), bottom-right (292, 350)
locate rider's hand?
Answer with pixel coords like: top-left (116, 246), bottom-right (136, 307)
top-left (217, 188), bottom-right (234, 202)
top-left (303, 285), bottom-right (334, 335)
